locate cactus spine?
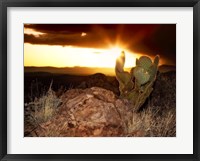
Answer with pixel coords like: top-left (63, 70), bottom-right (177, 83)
top-left (115, 51), bottom-right (159, 111)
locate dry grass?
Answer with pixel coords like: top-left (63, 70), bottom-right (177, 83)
top-left (25, 81), bottom-right (175, 137)
top-left (25, 81), bottom-right (62, 127)
top-left (127, 106), bottom-right (176, 137)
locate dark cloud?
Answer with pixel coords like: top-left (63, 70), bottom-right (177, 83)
top-left (24, 24), bottom-right (118, 48)
top-left (24, 24), bottom-right (176, 65)
top-left (24, 24), bottom-right (118, 34)
top-left (24, 32), bottom-right (109, 48)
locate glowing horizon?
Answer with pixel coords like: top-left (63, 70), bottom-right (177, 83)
top-left (24, 43), bottom-right (142, 68)
top-left (24, 25), bottom-right (166, 70)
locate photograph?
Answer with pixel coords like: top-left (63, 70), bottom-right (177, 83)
top-left (24, 24), bottom-right (176, 137)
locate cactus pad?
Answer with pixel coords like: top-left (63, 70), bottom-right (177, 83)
top-left (154, 55), bottom-right (160, 66)
top-left (138, 56), bottom-right (152, 70)
top-left (134, 67), bottom-right (150, 85)
top-left (115, 51), bottom-right (134, 96)
top-left (115, 51), bottom-right (125, 72)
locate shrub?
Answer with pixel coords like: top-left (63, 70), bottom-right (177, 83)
top-left (25, 80), bottom-right (62, 126)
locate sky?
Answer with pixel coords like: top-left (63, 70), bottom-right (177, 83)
top-left (24, 24), bottom-right (176, 68)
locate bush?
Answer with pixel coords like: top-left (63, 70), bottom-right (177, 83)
top-left (25, 81), bottom-right (62, 127)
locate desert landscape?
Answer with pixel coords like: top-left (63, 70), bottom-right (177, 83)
top-left (24, 63), bottom-right (176, 137)
top-left (24, 24), bottom-right (176, 137)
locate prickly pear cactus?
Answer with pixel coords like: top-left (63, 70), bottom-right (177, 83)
top-left (137, 56), bottom-right (152, 70)
top-left (115, 51), bottom-right (134, 97)
top-left (134, 67), bottom-right (150, 85)
top-left (115, 52), bottom-right (160, 111)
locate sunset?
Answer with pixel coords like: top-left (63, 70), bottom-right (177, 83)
top-left (24, 24), bottom-right (176, 137)
top-left (24, 43), bottom-right (140, 68)
top-left (24, 24), bottom-right (144, 70)
top-left (24, 24), bottom-right (176, 71)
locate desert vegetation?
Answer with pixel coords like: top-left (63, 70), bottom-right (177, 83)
top-left (24, 53), bottom-right (176, 137)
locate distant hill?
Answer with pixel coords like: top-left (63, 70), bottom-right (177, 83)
top-left (158, 65), bottom-right (176, 73)
top-left (24, 66), bottom-right (116, 76)
top-left (24, 65), bottom-right (176, 76)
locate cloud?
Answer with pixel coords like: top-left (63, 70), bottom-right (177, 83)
top-left (24, 32), bottom-right (112, 48)
top-left (24, 24), bottom-right (176, 64)
top-left (24, 24), bottom-right (118, 48)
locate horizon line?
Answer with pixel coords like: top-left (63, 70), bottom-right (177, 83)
top-left (24, 64), bottom-right (175, 68)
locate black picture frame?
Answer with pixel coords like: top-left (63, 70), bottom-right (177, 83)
top-left (0, 0), bottom-right (199, 160)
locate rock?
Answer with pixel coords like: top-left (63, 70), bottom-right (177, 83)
top-left (151, 71), bottom-right (176, 108)
top-left (77, 73), bottom-right (119, 95)
top-left (140, 71), bottom-right (176, 115)
top-left (32, 87), bottom-right (132, 137)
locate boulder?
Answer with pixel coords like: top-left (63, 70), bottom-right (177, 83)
top-left (32, 87), bottom-right (132, 137)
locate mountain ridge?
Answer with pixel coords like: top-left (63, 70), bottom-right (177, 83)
top-left (24, 65), bottom-right (175, 76)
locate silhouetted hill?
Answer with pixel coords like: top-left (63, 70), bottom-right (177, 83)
top-left (25, 65), bottom-right (176, 76)
top-left (25, 66), bottom-right (115, 76)
top-left (158, 65), bottom-right (176, 73)
top-left (24, 72), bottom-right (119, 102)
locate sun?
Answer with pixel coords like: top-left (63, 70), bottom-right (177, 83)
top-left (108, 46), bottom-right (139, 68)
top-left (24, 43), bottom-right (141, 69)
top-left (109, 46), bottom-right (124, 59)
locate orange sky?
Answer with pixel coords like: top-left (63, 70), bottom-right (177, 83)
top-left (24, 43), bottom-right (143, 68)
top-left (24, 27), bottom-right (144, 68)
top-left (24, 24), bottom-right (170, 71)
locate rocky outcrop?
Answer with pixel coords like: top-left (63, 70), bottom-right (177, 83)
top-left (77, 73), bottom-right (119, 95)
top-left (31, 87), bottom-right (132, 137)
top-left (141, 71), bottom-right (176, 114)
